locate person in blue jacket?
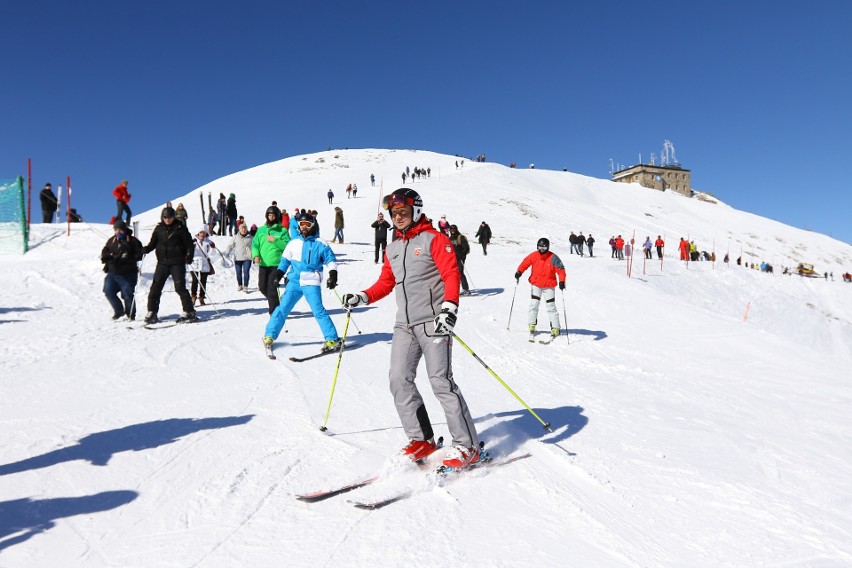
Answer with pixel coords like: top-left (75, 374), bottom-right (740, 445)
top-left (263, 211), bottom-right (341, 352)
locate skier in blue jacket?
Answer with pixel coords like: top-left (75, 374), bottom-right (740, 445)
top-left (263, 212), bottom-right (340, 352)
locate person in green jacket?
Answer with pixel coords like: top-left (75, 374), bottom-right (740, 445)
top-left (252, 205), bottom-right (290, 314)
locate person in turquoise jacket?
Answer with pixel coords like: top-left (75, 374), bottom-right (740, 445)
top-left (263, 212), bottom-right (340, 352)
top-left (252, 205), bottom-right (290, 314)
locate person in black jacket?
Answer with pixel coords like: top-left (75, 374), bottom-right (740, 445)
top-left (226, 193), bottom-right (238, 236)
top-left (101, 220), bottom-right (143, 320)
top-left (370, 212), bottom-right (391, 263)
top-left (474, 221), bottom-right (492, 255)
top-left (141, 206), bottom-right (196, 324)
top-left (449, 224), bottom-right (471, 295)
top-left (39, 183), bottom-right (58, 223)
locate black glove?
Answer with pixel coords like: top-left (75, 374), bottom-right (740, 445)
top-left (185, 255), bottom-right (194, 264)
top-left (559, 281), bottom-right (565, 291)
top-left (514, 271), bottom-right (522, 283)
top-left (273, 269), bottom-right (286, 287)
top-left (326, 269), bottom-right (338, 289)
top-left (433, 301), bottom-right (458, 335)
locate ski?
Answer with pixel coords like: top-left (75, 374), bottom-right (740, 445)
top-left (348, 451), bottom-right (532, 510)
top-left (295, 438), bottom-right (443, 503)
top-left (142, 316), bottom-right (201, 330)
top-left (264, 340), bottom-right (276, 360)
top-left (288, 342), bottom-right (353, 363)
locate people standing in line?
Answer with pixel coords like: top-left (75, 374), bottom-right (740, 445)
top-left (332, 207), bottom-right (345, 243)
top-left (586, 234), bottom-right (595, 257)
top-left (342, 188), bottom-right (481, 470)
top-left (569, 232), bottom-right (578, 255)
top-left (615, 235), bottom-right (625, 260)
top-left (225, 221), bottom-right (253, 291)
top-left (515, 237), bottom-right (566, 340)
top-left (577, 232), bottom-right (586, 257)
top-left (327, 189), bottom-right (334, 204)
top-left (448, 224), bottom-right (471, 296)
top-left (252, 205), bottom-right (290, 315)
top-left (263, 211), bottom-right (340, 353)
top-left (100, 220), bottom-right (143, 320)
top-left (654, 235), bottom-right (665, 259)
top-left (226, 193), bottom-right (238, 236)
top-left (609, 236), bottom-right (617, 258)
top-left (371, 212), bottom-right (391, 263)
top-left (189, 226), bottom-right (216, 306)
top-left (141, 207), bottom-right (196, 324)
top-left (113, 180), bottom-right (132, 224)
top-left (474, 221), bottom-right (492, 255)
top-left (643, 237), bottom-right (653, 259)
top-left (39, 183), bottom-right (58, 223)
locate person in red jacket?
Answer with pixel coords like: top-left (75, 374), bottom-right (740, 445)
top-left (342, 188), bottom-right (480, 470)
top-left (654, 235), bottom-right (665, 259)
top-left (113, 180), bottom-right (132, 224)
top-left (515, 237), bottom-right (566, 340)
top-left (678, 238), bottom-right (689, 261)
top-left (614, 235), bottom-right (625, 260)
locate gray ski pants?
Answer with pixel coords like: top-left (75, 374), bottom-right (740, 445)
top-left (389, 322), bottom-right (478, 448)
top-left (528, 285), bottom-right (560, 330)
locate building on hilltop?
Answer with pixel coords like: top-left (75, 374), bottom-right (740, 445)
top-left (611, 163), bottom-right (692, 197)
top-left (610, 139), bottom-right (693, 197)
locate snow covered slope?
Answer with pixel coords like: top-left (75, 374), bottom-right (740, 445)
top-left (2, 149), bottom-right (851, 567)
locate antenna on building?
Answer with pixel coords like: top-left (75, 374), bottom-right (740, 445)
top-left (661, 140), bottom-right (679, 167)
top-left (609, 158), bottom-right (615, 174)
top-left (650, 153), bottom-right (656, 166)
top-left (639, 153), bottom-right (642, 165)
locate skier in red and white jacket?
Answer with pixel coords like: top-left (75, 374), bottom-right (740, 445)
top-left (343, 188), bottom-right (480, 470)
top-left (515, 237), bottom-right (566, 340)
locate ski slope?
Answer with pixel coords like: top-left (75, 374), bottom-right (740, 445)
top-left (1, 149), bottom-right (851, 567)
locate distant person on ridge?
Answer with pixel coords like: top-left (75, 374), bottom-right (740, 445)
top-left (39, 182), bottom-right (58, 223)
top-left (112, 180), bottom-right (132, 224)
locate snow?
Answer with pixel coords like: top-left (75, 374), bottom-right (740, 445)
top-left (2, 149), bottom-right (851, 567)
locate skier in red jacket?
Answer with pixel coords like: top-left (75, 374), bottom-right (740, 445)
top-left (112, 180), bottom-right (132, 224)
top-left (515, 237), bottom-right (566, 341)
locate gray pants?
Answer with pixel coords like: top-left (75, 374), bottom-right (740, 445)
top-left (528, 285), bottom-right (560, 330)
top-left (389, 322), bottom-right (478, 448)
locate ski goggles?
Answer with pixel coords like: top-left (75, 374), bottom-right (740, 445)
top-left (298, 219), bottom-right (315, 229)
top-left (382, 193), bottom-right (416, 211)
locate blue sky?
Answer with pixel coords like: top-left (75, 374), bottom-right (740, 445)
top-left (2, 1), bottom-right (850, 243)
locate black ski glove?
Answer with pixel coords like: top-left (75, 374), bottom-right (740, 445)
top-left (559, 281), bottom-right (565, 291)
top-left (514, 271), bottom-right (522, 283)
top-left (273, 269), bottom-right (285, 287)
top-left (326, 269), bottom-right (338, 289)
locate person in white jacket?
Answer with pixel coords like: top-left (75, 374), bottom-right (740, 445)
top-left (225, 222), bottom-right (253, 290)
top-left (189, 226), bottom-right (216, 305)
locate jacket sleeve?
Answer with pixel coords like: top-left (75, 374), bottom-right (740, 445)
top-left (551, 255), bottom-right (567, 283)
top-left (363, 257), bottom-right (396, 303)
top-left (142, 228), bottom-right (158, 254)
top-left (432, 233), bottom-right (460, 304)
top-left (517, 252), bottom-right (533, 274)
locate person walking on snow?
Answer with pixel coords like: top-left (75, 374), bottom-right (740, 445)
top-left (332, 207), bottom-right (344, 243)
top-left (252, 205), bottom-right (291, 314)
top-left (654, 235), bottom-right (665, 259)
top-left (586, 234), bottom-right (595, 257)
top-left (327, 189), bottom-right (334, 204)
top-left (225, 221), bottom-right (253, 291)
top-left (475, 221), bottom-right (492, 255)
top-left (112, 180), bottom-right (132, 224)
top-left (371, 212), bottom-right (391, 263)
top-left (515, 237), bottom-right (566, 340)
top-left (643, 237), bottom-right (653, 259)
top-left (262, 212), bottom-right (340, 353)
top-left (141, 207), bottom-right (196, 324)
top-left (189, 226), bottom-right (216, 306)
top-left (448, 224), bottom-right (471, 295)
top-left (342, 188), bottom-right (481, 470)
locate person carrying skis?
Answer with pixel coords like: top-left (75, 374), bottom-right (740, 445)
top-left (100, 219), bottom-right (143, 320)
top-left (371, 212), bottom-right (391, 263)
top-left (39, 183), bottom-right (58, 223)
top-left (112, 180), bottom-right (132, 224)
top-left (262, 211), bottom-right (340, 353)
top-left (474, 221), bottom-right (492, 255)
top-left (141, 207), bottom-right (196, 324)
top-left (189, 226), bottom-right (216, 306)
top-left (252, 205), bottom-right (290, 315)
top-left (342, 188), bottom-right (480, 470)
top-left (515, 237), bottom-right (566, 341)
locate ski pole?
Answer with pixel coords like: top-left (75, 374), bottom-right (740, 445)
top-left (451, 332), bottom-right (552, 432)
top-left (320, 308), bottom-right (352, 432)
top-left (560, 288), bottom-right (569, 344)
top-left (128, 253), bottom-right (146, 320)
top-left (507, 281), bottom-right (518, 330)
top-left (333, 289), bottom-right (362, 334)
top-left (195, 271), bottom-right (223, 318)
